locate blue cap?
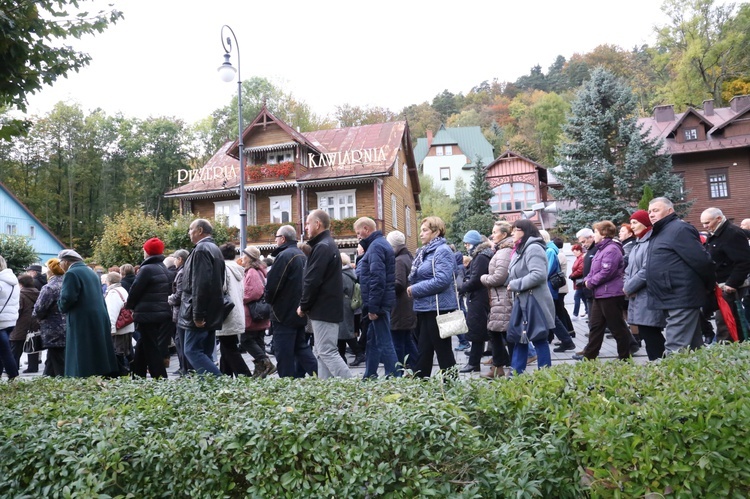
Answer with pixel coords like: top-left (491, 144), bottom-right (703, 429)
top-left (463, 230), bottom-right (482, 245)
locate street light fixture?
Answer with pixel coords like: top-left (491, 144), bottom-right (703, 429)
top-left (218, 25), bottom-right (246, 252)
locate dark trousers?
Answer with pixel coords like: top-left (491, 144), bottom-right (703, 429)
top-left (638, 325), bottom-right (665, 360)
top-left (131, 322), bottom-right (168, 379)
top-left (218, 335), bottom-right (252, 377)
top-left (240, 330), bottom-right (268, 362)
top-left (338, 338), bottom-right (361, 361)
top-left (467, 339), bottom-right (485, 366)
top-left (272, 322), bottom-right (317, 378)
top-left (414, 311), bottom-right (456, 378)
top-left (0, 327), bottom-right (18, 378)
top-left (583, 296), bottom-right (632, 360)
top-left (391, 328), bottom-right (419, 369)
top-left (10, 340), bottom-right (38, 372)
top-left (555, 294), bottom-right (574, 333)
top-left (488, 330), bottom-right (510, 367)
top-left (44, 347), bottom-right (65, 377)
top-left (174, 326), bottom-right (192, 374)
top-left (158, 321), bottom-right (175, 360)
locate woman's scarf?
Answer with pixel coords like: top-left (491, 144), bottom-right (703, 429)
top-left (409, 236), bottom-right (446, 282)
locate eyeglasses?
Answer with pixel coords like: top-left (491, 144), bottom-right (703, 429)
top-left (274, 234), bottom-right (283, 239)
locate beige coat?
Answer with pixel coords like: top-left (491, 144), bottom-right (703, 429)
top-left (557, 250), bottom-right (570, 294)
top-left (480, 237), bottom-right (515, 333)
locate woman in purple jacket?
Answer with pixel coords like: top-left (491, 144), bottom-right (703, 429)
top-left (573, 220), bottom-right (632, 361)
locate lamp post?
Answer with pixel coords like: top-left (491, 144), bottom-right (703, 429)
top-left (218, 25), bottom-right (246, 253)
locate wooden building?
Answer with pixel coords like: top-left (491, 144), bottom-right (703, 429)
top-left (164, 107), bottom-right (421, 254)
top-left (638, 94), bottom-right (750, 227)
top-left (485, 150), bottom-right (561, 227)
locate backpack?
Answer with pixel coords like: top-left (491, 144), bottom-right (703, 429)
top-left (350, 281), bottom-right (362, 310)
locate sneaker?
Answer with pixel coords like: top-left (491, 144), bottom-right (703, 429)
top-left (459, 364), bottom-right (480, 373)
top-left (527, 355), bottom-right (538, 364)
top-left (482, 357), bottom-right (493, 365)
top-left (572, 354), bottom-right (585, 361)
top-left (553, 342), bottom-right (576, 352)
top-left (579, 313), bottom-right (588, 319)
top-left (454, 342), bottom-right (470, 351)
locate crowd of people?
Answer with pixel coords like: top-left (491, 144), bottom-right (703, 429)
top-left (2, 197), bottom-right (750, 381)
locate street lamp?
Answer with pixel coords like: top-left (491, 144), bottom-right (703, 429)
top-left (218, 25), bottom-right (246, 253)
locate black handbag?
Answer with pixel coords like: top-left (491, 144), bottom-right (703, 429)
top-left (248, 298), bottom-right (271, 322)
top-left (222, 294), bottom-right (235, 321)
top-left (23, 331), bottom-right (44, 354)
top-left (507, 290), bottom-right (549, 344)
top-left (549, 271), bottom-right (567, 290)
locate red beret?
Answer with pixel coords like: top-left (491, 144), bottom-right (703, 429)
top-left (630, 210), bottom-right (652, 228)
top-left (143, 237), bottom-right (165, 256)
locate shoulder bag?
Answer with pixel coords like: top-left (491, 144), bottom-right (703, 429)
top-left (23, 331), bottom-right (44, 354)
top-left (507, 290), bottom-right (549, 344)
top-left (433, 256), bottom-right (468, 339)
top-left (111, 288), bottom-right (134, 330)
top-left (247, 268), bottom-right (271, 322)
top-left (548, 256), bottom-right (567, 290)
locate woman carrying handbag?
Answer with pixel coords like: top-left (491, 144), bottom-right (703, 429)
top-left (506, 220), bottom-right (555, 374)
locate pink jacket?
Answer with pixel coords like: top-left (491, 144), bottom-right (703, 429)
top-left (243, 266), bottom-right (270, 331)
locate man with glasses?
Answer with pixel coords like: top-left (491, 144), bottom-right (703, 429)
top-left (646, 198), bottom-right (715, 354)
top-left (265, 225), bottom-right (317, 378)
top-left (702, 207), bottom-right (750, 342)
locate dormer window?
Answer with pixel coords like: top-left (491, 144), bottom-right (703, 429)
top-left (683, 128), bottom-right (698, 141)
top-left (267, 149), bottom-right (294, 164)
top-left (435, 146), bottom-right (444, 156)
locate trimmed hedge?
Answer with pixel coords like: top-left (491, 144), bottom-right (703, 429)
top-left (2, 344), bottom-right (750, 497)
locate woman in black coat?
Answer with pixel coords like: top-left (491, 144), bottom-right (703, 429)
top-left (458, 230), bottom-right (493, 373)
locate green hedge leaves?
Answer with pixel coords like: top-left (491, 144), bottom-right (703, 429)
top-left (2, 344), bottom-right (750, 498)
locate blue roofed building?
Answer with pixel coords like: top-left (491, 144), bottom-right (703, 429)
top-left (0, 181), bottom-right (66, 264)
top-left (413, 125), bottom-right (495, 197)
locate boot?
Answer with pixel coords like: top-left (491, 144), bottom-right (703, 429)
top-left (254, 358), bottom-right (276, 378)
top-left (481, 366), bottom-right (505, 379)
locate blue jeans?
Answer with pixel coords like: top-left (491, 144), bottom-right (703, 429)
top-left (0, 327), bottom-right (19, 379)
top-left (363, 312), bottom-right (400, 378)
top-left (391, 328), bottom-right (419, 369)
top-left (511, 339), bottom-right (551, 374)
top-left (552, 317), bottom-right (574, 344)
top-left (272, 322), bottom-right (317, 378)
top-left (184, 327), bottom-right (221, 376)
top-left (573, 288), bottom-right (589, 316)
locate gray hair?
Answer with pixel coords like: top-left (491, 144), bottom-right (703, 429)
top-left (702, 207), bottom-right (723, 219)
top-left (172, 249), bottom-right (189, 261)
top-left (539, 229), bottom-right (551, 243)
top-left (194, 218), bottom-right (213, 235)
top-left (649, 197), bottom-right (674, 209)
top-left (576, 228), bottom-right (594, 239)
top-left (0, 255), bottom-right (6, 271)
top-left (278, 225), bottom-right (297, 241)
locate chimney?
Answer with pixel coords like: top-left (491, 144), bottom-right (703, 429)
top-left (426, 130), bottom-right (433, 148)
top-left (730, 94), bottom-right (750, 113)
top-left (654, 105), bottom-right (675, 123)
top-left (703, 99), bottom-right (714, 116)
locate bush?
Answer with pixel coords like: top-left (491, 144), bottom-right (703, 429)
top-left (2, 345), bottom-right (750, 498)
top-left (0, 234), bottom-right (38, 273)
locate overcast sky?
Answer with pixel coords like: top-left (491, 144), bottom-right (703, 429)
top-left (26, 0), bottom-right (687, 125)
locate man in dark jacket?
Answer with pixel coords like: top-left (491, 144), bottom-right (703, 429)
top-left (25, 265), bottom-right (47, 291)
top-left (297, 209), bottom-right (352, 379)
top-left (702, 207), bottom-right (750, 342)
top-left (647, 198), bottom-right (715, 354)
top-left (266, 225), bottom-right (317, 378)
top-left (126, 237), bottom-right (172, 379)
top-left (387, 231), bottom-right (418, 370)
top-left (178, 219), bottom-right (225, 376)
top-left (354, 217), bottom-right (398, 378)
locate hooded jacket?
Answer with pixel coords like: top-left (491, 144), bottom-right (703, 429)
top-left (623, 229), bottom-right (666, 328)
top-left (585, 238), bottom-right (625, 300)
top-left (481, 236), bottom-right (514, 333)
top-left (356, 230), bottom-right (396, 316)
top-left (217, 259), bottom-right (246, 336)
top-left (390, 244), bottom-right (417, 331)
top-left (0, 268), bottom-right (20, 329)
top-left (409, 240), bottom-right (458, 313)
top-left (10, 286), bottom-right (39, 341)
top-left (243, 265), bottom-right (270, 332)
top-left (459, 239), bottom-right (493, 341)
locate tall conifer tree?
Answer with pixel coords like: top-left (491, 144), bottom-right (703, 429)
top-left (552, 67), bottom-right (685, 233)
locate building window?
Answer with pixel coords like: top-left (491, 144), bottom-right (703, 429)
top-left (5, 224), bottom-right (17, 235)
top-left (317, 189), bottom-right (356, 220)
top-left (391, 194), bottom-right (398, 228)
top-left (440, 167), bottom-right (451, 180)
top-left (266, 149), bottom-right (294, 165)
top-left (674, 172), bottom-right (686, 201)
top-left (403, 163), bottom-right (408, 187)
top-left (445, 145), bottom-right (453, 156)
top-left (394, 159), bottom-right (399, 178)
top-left (29, 226), bottom-right (36, 238)
top-left (405, 206), bottom-right (412, 237)
top-left (270, 195), bottom-right (292, 223)
top-left (214, 196), bottom-right (254, 228)
top-left (707, 169), bottom-right (729, 199)
top-left (490, 182), bottom-right (537, 212)
top-left (435, 146), bottom-right (444, 156)
top-left (683, 128), bottom-right (698, 141)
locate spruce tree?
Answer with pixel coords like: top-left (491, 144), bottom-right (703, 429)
top-left (552, 67), bottom-right (685, 233)
top-left (450, 157), bottom-right (495, 245)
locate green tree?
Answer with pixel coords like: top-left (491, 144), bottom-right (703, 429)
top-left (432, 90), bottom-right (461, 121)
top-left (0, 1), bottom-right (123, 140)
top-left (655, 0), bottom-right (750, 107)
top-left (335, 104), bottom-right (397, 127)
top-left (552, 68), bottom-right (685, 234)
top-left (416, 175), bottom-right (458, 237)
top-left (450, 158), bottom-right (494, 244)
top-left (638, 185), bottom-right (655, 209)
top-left (92, 210), bottom-right (166, 267)
top-left (0, 235), bottom-right (38, 273)
top-left (399, 103), bottom-right (441, 145)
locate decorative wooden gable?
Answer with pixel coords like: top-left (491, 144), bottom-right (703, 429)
top-left (667, 108), bottom-right (715, 144)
